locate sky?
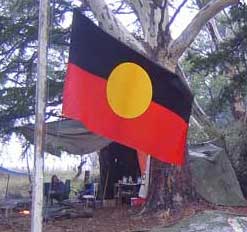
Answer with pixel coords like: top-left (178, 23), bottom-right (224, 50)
top-left (0, 135), bottom-right (98, 173)
top-left (0, 0), bottom-right (235, 171)
top-left (62, 0), bottom-right (198, 39)
top-left (0, 136), bottom-right (83, 171)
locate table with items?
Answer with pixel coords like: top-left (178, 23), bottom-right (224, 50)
top-left (114, 178), bottom-right (142, 205)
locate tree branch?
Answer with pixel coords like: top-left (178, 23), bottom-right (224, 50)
top-left (165, 0), bottom-right (188, 34)
top-left (169, 0), bottom-right (239, 61)
top-left (85, 0), bottom-right (146, 54)
top-left (196, 0), bottom-right (223, 47)
top-left (207, 18), bottom-right (223, 47)
top-left (124, 0), bottom-right (148, 39)
top-left (125, 0), bottom-right (169, 49)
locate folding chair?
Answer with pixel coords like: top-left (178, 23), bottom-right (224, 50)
top-left (44, 179), bottom-right (71, 205)
top-left (81, 183), bottom-right (98, 208)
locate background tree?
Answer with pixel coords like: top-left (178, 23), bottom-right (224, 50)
top-left (0, 0), bottom-right (74, 139)
top-left (184, 2), bottom-right (247, 196)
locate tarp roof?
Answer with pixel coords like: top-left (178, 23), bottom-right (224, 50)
top-left (0, 166), bottom-right (28, 176)
top-left (19, 119), bottom-right (111, 156)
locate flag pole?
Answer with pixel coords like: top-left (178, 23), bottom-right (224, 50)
top-left (31, 0), bottom-right (49, 231)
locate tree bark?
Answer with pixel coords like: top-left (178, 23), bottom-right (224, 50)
top-left (87, 0), bottom-right (146, 54)
top-left (144, 149), bottom-right (196, 213)
top-left (126, 0), bottom-right (170, 49)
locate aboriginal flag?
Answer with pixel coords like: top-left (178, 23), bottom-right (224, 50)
top-left (63, 9), bottom-right (193, 165)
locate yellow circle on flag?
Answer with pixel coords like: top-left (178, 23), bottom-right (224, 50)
top-left (106, 62), bottom-right (153, 119)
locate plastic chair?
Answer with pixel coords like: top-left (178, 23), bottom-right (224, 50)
top-left (81, 183), bottom-right (98, 208)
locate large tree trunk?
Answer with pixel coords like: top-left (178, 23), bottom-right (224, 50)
top-left (145, 148), bottom-right (196, 212)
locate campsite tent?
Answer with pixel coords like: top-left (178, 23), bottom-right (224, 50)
top-left (0, 166), bottom-right (28, 176)
top-left (0, 166), bottom-right (28, 199)
top-left (0, 167), bottom-right (28, 176)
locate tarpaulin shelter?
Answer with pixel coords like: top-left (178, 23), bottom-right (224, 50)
top-left (0, 166), bottom-right (28, 199)
top-left (0, 166), bottom-right (28, 176)
top-left (19, 119), bottom-right (111, 157)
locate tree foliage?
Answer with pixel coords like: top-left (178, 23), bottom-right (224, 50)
top-left (185, 3), bottom-right (247, 124)
top-left (0, 0), bottom-right (74, 140)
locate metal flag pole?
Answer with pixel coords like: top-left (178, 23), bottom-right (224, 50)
top-left (31, 0), bottom-right (49, 231)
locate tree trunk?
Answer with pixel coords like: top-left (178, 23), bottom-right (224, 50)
top-left (145, 148), bottom-right (196, 212)
top-left (231, 92), bottom-right (246, 121)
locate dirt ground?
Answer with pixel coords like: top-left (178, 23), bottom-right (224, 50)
top-left (0, 206), bottom-right (162, 232)
top-left (1, 203), bottom-right (247, 232)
